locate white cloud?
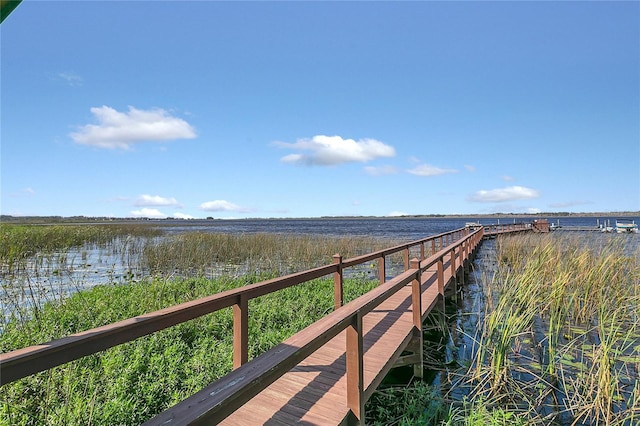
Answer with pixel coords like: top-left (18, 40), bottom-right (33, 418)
top-left (364, 165), bottom-right (398, 176)
top-left (407, 164), bottom-right (458, 176)
top-left (173, 212), bottom-right (195, 219)
top-left (70, 106), bottom-right (196, 149)
top-left (469, 186), bottom-right (540, 203)
top-left (134, 194), bottom-right (181, 207)
top-left (200, 200), bottom-right (252, 213)
top-left (130, 208), bottom-right (167, 218)
top-left (464, 165), bottom-right (476, 172)
top-left (501, 175), bottom-right (515, 182)
top-left (274, 135), bottom-right (395, 166)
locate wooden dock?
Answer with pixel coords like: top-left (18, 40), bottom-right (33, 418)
top-left (219, 266), bottom-right (444, 425)
top-left (0, 223), bottom-right (530, 425)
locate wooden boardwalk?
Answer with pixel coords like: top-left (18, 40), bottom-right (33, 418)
top-left (220, 267), bottom-right (445, 425)
top-left (146, 231), bottom-right (488, 425)
top-left (1, 224), bottom-right (530, 426)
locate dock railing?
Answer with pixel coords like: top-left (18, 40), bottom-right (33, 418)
top-left (144, 226), bottom-right (488, 425)
top-left (1, 227), bottom-right (477, 385)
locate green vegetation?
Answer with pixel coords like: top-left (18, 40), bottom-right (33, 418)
top-left (143, 232), bottom-right (402, 276)
top-left (464, 234), bottom-right (640, 425)
top-left (0, 223), bottom-right (160, 270)
top-left (0, 274), bottom-right (377, 425)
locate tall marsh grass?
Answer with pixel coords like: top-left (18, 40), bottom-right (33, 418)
top-left (467, 233), bottom-right (639, 425)
top-left (143, 232), bottom-right (403, 276)
top-left (0, 223), bottom-right (160, 272)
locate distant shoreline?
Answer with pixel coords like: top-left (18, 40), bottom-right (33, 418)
top-left (1, 212), bottom-right (638, 225)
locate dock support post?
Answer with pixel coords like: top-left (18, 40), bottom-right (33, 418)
top-left (410, 259), bottom-right (424, 379)
top-left (437, 258), bottom-right (445, 312)
top-left (450, 248), bottom-right (458, 303)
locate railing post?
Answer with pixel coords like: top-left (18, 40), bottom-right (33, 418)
top-left (409, 259), bottom-right (423, 379)
top-left (437, 257), bottom-right (445, 311)
top-left (346, 312), bottom-right (364, 425)
top-left (420, 242), bottom-right (425, 260)
top-left (431, 239), bottom-right (436, 255)
top-left (450, 247), bottom-right (456, 278)
top-left (378, 255), bottom-right (386, 285)
top-left (333, 254), bottom-right (343, 310)
top-left (233, 294), bottom-right (248, 369)
top-left (403, 247), bottom-right (409, 271)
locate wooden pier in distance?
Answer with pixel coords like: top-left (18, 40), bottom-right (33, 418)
top-left (0, 223), bottom-right (531, 425)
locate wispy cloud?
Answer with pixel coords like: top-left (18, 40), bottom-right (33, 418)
top-left (501, 175), bottom-right (515, 182)
top-left (200, 200), bottom-right (253, 213)
top-left (70, 106), bottom-right (196, 149)
top-left (407, 164), bottom-right (458, 176)
top-left (364, 165), bottom-right (398, 176)
top-left (464, 165), bottom-right (476, 172)
top-left (387, 211), bottom-right (408, 217)
top-left (274, 135), bottom-right (395, 166)
top-left (548, 200), bottom-right (593, 208)
top-left (134, 194), bottom-right (182, 207)
top-left (130, 208), bottom-right (166, 218)
top-left (9, 187), bottom-right (36, 197)
top-left (469, 186), bottom-right (540, 203)
top-left (58, 71), bottom-right (83, 86)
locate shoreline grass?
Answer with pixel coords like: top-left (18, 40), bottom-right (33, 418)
top-left (456, 233), bottom-right (640, 425)
top-left (0, 274), bottom-right (378, 425)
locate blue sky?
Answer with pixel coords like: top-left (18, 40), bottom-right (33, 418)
top-left (2, 1), bottom-right (638, 219)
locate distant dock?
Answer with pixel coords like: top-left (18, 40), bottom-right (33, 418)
top-left (551, 226), bottom-right (602, 232)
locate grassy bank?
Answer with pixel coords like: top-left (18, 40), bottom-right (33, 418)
top-left (0, 274), bottom-right (378, 425)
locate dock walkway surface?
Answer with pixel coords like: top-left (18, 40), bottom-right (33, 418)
top-left (219, 264), bottom-right (445, 425)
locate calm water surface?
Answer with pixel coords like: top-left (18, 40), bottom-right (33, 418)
top-left (2, 216), bottom-right (638, 324)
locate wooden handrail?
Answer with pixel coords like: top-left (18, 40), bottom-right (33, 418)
top-left (145, 269), bottom-right (420, 425)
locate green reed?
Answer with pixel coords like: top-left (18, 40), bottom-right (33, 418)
top-left (143, 232), bottom-right (402, 276)
top-left (0, 223), bottom-right (160, 270)
top-left (467, 233), bottom-right (640, 424)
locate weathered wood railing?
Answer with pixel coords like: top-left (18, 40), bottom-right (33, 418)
top-left (0, 227), bottom-right (467, 384)
top-left (1, 222), bottom-right (529, 424)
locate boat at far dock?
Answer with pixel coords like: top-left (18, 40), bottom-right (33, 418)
top-left (615, 219), bottom-right (639, 234)
top-left (548, 218), bottom-right (639, 233)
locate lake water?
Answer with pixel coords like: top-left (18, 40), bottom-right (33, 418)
top-left (2, 216), bottom-right (638, 324)
top-left (152, 215), bottom-right (637, 240)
